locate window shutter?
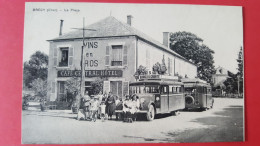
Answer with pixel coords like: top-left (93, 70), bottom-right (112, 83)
top-left (68, 47), bottom-right (74, 66)
top-left (105, 46), bottom-right (110, 66)
top-left (123, 45), bottom-right (128, 66)
top-left (170, 59), bottom-right (172, 74)
top-left (103, 81), bottom-right (110, 94)
top-left (51, 82), bottom-right (56, 93)
top-left (53, 48), bottom-right (58, 67)
top-left (168, 58), bottom-right (171, 75)
top-left (123, 81), bottom-right (129, 96)
top-left (146, 49), bottom-right (150, 69)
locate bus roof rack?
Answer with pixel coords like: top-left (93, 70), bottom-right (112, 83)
top-left (138, 75), bottom-right (179, 82)
top-left (181, 78), bottom-right (207, 84)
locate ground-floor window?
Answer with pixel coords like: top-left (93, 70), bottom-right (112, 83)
top-left (110, 81), bottom-right (123, 97)
top-left (57, 81), bottom-right (66, 101)
top-left (84, 81), bottom-right (93, 96)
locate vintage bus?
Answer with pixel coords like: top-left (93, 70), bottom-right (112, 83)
top-left (115, 75), bottom-right (185, 121)
top-left (181, 78), bottom-right (214, 110)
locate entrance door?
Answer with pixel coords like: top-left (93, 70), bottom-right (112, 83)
top-left (160, 85), bottom-right (169, 112)
top-left (110, 81), bottom-right (122, 97)
top-left (57, 81), bottom-right (66, 101)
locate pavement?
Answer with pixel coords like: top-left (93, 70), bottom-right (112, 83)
top-left (22, 98), bottom-right (244, 144)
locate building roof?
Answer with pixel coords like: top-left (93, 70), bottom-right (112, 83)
top-left (49, 16), bottom-right (193, 65)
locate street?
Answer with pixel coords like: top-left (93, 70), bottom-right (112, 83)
top-left (22, 98), bottom-right (244, 144)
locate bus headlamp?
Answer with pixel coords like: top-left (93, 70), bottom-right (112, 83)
top-left (156, 97), bottom-right (160, 101)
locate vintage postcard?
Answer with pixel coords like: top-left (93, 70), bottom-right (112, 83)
top-left (22, 2), bottom-right (244, 144)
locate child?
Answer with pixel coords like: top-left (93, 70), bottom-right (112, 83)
top-left (122, 95), bottom-right (130, 122)
top-left (115, 96), bottom-right (120, 106)
top-left (100, 101), bottom-right (106, 122)
top-left (90, 96), bottom-right (99, 122)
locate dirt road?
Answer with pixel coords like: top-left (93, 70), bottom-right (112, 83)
top-left (22, 98), bottom-right (244, 144)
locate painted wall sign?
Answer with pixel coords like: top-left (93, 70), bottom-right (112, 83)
top-left (83, 42), bottom-right (98, 48)
top-left (85, 70), bottom-right (123, 77)
top-left (57, 70), bottom-right (123, 77)
top-left (57, 70), bottom-right (81, 77)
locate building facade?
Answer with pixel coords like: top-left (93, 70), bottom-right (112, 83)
top-left (212, 66), bottom-right (230, 87)
top-left (47, 16), bottom-right (197, 101)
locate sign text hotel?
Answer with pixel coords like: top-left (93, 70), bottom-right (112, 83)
top-left (57, 70), bottom-right (123, 77)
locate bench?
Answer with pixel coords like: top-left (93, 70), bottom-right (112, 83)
top-left (48, 105), bottom-right (57, 110)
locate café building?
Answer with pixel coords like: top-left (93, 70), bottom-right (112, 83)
top-left (47, 15), bottom-right (197, 101)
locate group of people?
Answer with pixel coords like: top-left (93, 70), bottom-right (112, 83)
top-left (78, 91), bottom-right (140, 123)
top-left (122, 94), bottom-right (140, 123)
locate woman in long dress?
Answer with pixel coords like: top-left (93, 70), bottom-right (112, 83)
top-left (106, 92), bottom-right (116, 120)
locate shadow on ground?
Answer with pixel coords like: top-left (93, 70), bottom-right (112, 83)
top-left (123, 105), bottom-right (244, 143)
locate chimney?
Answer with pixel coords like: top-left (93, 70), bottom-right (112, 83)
top-left (59, 19), bottom-right (64, 36)
top-left (127, 15), bottom-right (133, 26)
top-left (163, 32), bottom-right (170, 48)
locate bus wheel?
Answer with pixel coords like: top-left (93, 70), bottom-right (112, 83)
top-left (171, 111), bottom-right (180, 116)
top-left (146, 105), bottom-right (155, 121)
top-left (210, 102), bottom-right (214, 109)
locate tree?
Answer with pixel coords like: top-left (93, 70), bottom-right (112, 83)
top-left (169, 31), bottom-right (215, 83)
top-left (64, 77), bottom-right (81, 101)
top-left (23, 51), bottom-right (48, 88)
top-left (223, 71), bottom-right (238, 94)
top-left (237, 47), bottom-right (243, 94)
top-left (30, 78), bottom-right (48, 100)
top-left (90, 78), bottom-right (104, 95)
top-left (237, 47), bottom-right (243, 77)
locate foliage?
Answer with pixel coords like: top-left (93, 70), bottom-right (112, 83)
top-left (90, 78), bottom-right (104, 95)
top-left (223, 48), bottom-right (244, 94)
top-left (23, 51), bottom-right (48, 88)
top-left (223, 76), bottom-right (238, 94)
top-left (169, 31), bottom-right (215, 83)
top-left (64, 77), bottom-right (81, 95)
top-left (237, 47), bottom-right (243, 77)
top-left (30, 78), bottom-right (48, 100)
top-left (64, 77), bottom-right (81, 106)
top-left (237, 47), bottom-right (243, 93)
top-left (134, 65), bottom-right (148, 79)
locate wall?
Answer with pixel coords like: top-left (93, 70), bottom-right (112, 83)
top-left (47, 36), bottom-right (137, 101)
top-left (137, 39), bottom-right (197, 78)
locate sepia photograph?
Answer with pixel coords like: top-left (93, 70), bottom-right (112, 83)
top-left (22, 2), bottom-right (244, 144)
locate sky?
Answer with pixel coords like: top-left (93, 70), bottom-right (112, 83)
top-left (24, 2), bottom-right (243, 73)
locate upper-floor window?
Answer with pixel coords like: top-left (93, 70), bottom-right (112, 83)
top-left (59, 47), bottom-right (69, 67)
top-left (111, 45), bottom-right (123, 66)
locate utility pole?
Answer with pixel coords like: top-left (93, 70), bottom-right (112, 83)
top-left (72, 18), bottom-right (96, 97)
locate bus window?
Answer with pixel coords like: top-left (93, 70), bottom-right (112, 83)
top-left (169, 86), bottom-right (173, 93)
top-left (207, 88), bottom-right (211, 93)
top-left (172, 86), bottom-right (182, 94)
top-left (161, 86), bottom-right (168, 94)
top-left (151, 86), bottom-right (160, 93)
top-left (130, 85), bottom-right (160, 94)
top-left (181, 85), bottom-right (184, 93)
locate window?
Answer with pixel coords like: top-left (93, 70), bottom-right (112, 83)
top-left (129, 85), bottom-right (160, 94)
top-left (59, 48), bottom-right (69, 67)
top-left (146, 49), bottom-right (150, 69)
top-left (207, 88), bottom-right (211, 94)
top-left (161, 86), bottom-right (168, 94)
top-left (172, 86), bottom-right (182, 94)
top-left (168, 57), bottom-right (172, 75)
top-left (84, 81), bottom-right (92, 96)
top-left (111, 45), bottom-right (123, 66)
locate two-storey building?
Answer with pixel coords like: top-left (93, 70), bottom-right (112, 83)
top-left (47, 15), bottom-right (197, 101)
